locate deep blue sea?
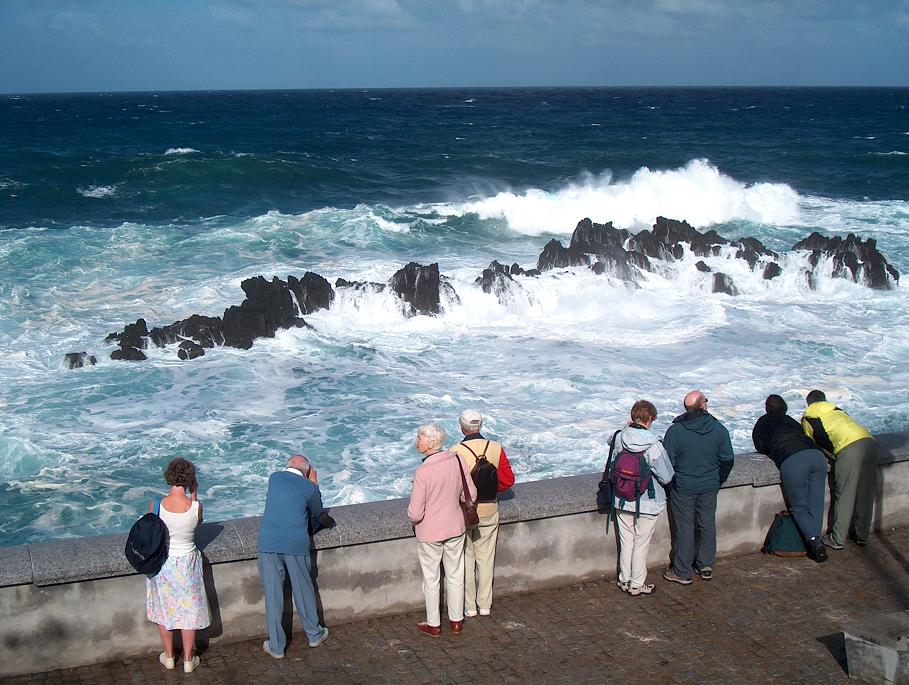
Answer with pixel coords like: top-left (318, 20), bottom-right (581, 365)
top-left (1, 88), bottom-right (908, 546)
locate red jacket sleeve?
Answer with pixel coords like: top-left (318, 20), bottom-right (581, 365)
top-left (497, 448), bottom-right (515, 491)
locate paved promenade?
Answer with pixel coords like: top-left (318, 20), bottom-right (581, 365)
top-left (4, 526), bottom-right (907, 685)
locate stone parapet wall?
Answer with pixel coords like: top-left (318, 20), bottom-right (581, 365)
top-left (1, 432), bottom-right (907, 676)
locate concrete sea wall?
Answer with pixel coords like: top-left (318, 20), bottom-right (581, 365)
top-left (2, 432), bottom-right (908, 677)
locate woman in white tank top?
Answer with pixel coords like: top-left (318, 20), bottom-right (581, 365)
top-left (145, 458), bottom-right (211, 673)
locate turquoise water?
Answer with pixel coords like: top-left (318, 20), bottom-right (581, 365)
top-left (1, 88), bottom-right (908, 546)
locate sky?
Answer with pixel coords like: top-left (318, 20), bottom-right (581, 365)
top-left (1, 0), bottom-right (908, 93)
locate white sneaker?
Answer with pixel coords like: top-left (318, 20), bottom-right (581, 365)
top-left (628, 584), bottom-right (656, 596)
top-left (478, 608), bottom-right (491, 616)
top-left (183, 656), bottom-right (200, 673)
top-left (262, 641), bottom-right (284, 659)
top-left (158, 652), bottom-right (175, 670)
top-left (464, 609), bottom-right (478, 618)
top-left (308, 626), bottom-right (330, 648)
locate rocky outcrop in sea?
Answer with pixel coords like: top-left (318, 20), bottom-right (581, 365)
top-left (69, 216), bottom-right (900, 365)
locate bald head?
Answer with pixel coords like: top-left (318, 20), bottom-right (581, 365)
top-left (683, 390), bottom-right (707, 411)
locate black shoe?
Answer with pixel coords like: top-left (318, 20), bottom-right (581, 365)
top-left (810, 539), bottom-right (828, 563)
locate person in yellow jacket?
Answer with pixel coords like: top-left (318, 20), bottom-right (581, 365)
top-left (801, 390), bottom-right (877, 550)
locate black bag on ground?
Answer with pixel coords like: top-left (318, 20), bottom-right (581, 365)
top-left (125, 498), bottom-right (169, 576)
top-left (761, 510), bottom-right (807, 557)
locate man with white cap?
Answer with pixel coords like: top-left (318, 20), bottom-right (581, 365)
top-left (450, 408), bottom-right (515, 617)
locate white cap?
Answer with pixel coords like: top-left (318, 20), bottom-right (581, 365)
top-left (459, 408), bottom-right (482, 430)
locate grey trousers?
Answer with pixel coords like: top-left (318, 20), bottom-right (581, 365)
top-left (668, 488), bottom-right (717, 579)
top-left (258, 552), bottom-right (326, 656)
top-left (829, 438), bottom-right (878, 545)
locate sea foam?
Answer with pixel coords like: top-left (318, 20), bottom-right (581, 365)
top-left (77, 185), bottom-right (117, 199)
top-left (442, 159), bottom-right (800, 235)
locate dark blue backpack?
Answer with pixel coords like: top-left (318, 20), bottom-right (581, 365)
top-left (125, 498), bottom-right (169, 576)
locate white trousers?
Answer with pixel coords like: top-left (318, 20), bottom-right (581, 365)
top-left (616, 510), bottom-right (659, 589)
top-left (417, 534), bottom-right (466, 626)
top-left (464, 510), bottom-right (499, 613)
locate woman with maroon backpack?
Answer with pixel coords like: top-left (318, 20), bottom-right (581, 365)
top-left (606, 400), bottom-right (675, 596)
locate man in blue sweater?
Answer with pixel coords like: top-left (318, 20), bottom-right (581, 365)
top-left (258, 454), bottom-right (331, 658)
top-left (662, 391), bottom-right (735, 585)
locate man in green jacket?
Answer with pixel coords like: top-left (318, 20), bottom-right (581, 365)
top-left (661, 390), bottom-right (734, 585)
top-left (801, 390), bottom-right (877, 550)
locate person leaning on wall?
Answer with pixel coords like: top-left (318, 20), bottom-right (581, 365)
top-left (801, 390), bottom-right (878, 550)
top-left (257, 454), bottom-right (333, 659)
top-left (752, 394), bottom-right (828, 562)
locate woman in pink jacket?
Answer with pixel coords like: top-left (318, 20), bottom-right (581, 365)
top-left (407, 423), bottom-right (477, 638)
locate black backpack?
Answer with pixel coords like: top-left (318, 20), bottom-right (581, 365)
top-left (125, 498), bottom-right (169, 576)
top-left (462, 440), bottom-right (498, 503)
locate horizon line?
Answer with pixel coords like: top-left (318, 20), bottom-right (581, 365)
top-left (4, 84), bottom-right (909, 97)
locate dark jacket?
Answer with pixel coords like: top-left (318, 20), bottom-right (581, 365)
top-left (752, 413), bottom-right (818, 469)
top-left (663, 409), bottom-right (735, 493)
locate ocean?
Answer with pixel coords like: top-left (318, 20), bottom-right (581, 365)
top-left (1, 87), bottom-right (907, 547)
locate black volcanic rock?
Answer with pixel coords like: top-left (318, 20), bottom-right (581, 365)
top-left (569, 218), bottom-right (629, 255)
top-left (734, 237), bottom-right (779, 271)
top-left (150, 314), bottom-right (224, 349)
top-left (690, 229), bottom-right (729, 258)
top-left (221, 276), bottom-right (305, 349)
top-left (793, 231), bottom-right (899, 289)
top-left (389, 262), bottom-right (445, 316)
top-left (651, 216), bottom-right (700, 246)
top-left (537, 239), bottom-right (590, 271)
top-left (177, 340), bottom-right (205, 361)
top-left (288, 272), bottom-right (334, 315)
top-left (335, 278), bottom-right (386, 291)
top-left (106, 318), bottom-right (149, 350)
top-left (110, 346), bottom-right (147, 361)
top-left (64, 352), bottom-right (96, 369)
top-left (627, 229), bottom-right (673, 261)
top-left (476, 260), bottom-right (523, 301)
top-left (763, 263), bottom-right (783, 280)
top-left (833, 252), bottom-right (860, 281)
top-left (712, 273), bottom-right (739, 296)
top-left (695, 261), bottom-right (712, 273)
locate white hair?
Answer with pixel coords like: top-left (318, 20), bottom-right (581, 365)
top-left (287, 454), bottom-right (311, 472)
top-left (417, 423), bottom-right (446, 452)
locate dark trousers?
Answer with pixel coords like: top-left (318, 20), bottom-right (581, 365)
top-left (669, 488), bottom-right (717, 579)
top-left (779, 448), bottom-right (827, 542)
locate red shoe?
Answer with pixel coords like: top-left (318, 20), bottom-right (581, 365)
top-left (450, 620), bottom-right (463, 634)
top-left (417, 622), bottom-right (441, 638)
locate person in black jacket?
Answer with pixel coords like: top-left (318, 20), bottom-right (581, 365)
top-left (752, 394), bottom-right (828, 562)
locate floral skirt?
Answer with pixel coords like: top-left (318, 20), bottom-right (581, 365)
top-left (146, 550), bottom-right (211, 630)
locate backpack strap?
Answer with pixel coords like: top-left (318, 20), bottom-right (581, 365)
top-left (602, 430), bottom-right (622, 480)
top-left (606, 430), bottom-right (623, 525)
top-left (153, 498), bottom-right (161, 516)
top-left (459, 441), bottom-right (480, 459)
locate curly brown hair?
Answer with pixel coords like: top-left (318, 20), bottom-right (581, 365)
top-left (164, 457), bottom-right (196, 488)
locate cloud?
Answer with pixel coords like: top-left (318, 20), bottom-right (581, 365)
top-left (653, 0), bottom-right (728, 16)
